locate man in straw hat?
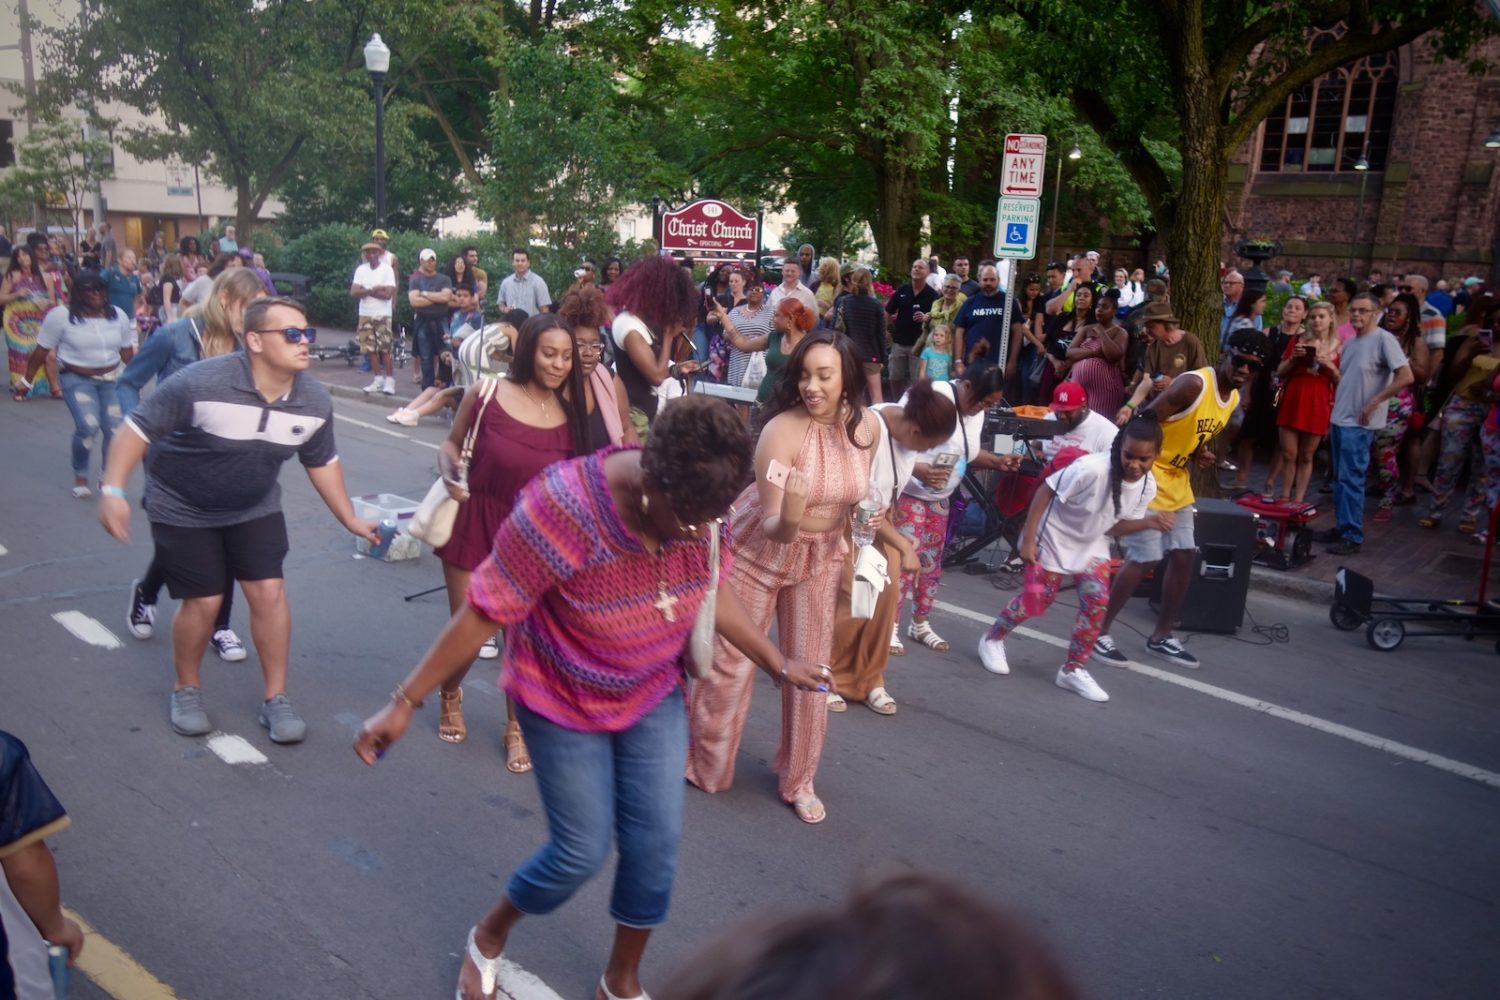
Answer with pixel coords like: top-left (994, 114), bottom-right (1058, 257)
top-left (1114, 299), bottom-right (1207, 426)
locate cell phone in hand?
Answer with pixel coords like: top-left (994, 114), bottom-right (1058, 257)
top-left (765, 458), bottom-right (791, 488)
top-left (933, 452), bottom-right (960, 469)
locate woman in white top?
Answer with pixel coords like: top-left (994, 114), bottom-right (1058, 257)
top-left (977, 410), bottom-right (1166, 703)
top-left (826, 381), bottom-right (957, 714)
top-left (23, 271), bottom-right (136, 497)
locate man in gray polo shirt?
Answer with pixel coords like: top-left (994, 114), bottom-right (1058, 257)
top-left (1316, 292), bottom-right (1413, 555)
top-left (496, 247), bottom-right (551, 317)
top-left (98, 297), bottom-right (379, 744)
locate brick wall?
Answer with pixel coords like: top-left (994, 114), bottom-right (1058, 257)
top-left (1226, 35), bottom-right (1500, 286)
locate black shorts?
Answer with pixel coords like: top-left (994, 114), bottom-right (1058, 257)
top-left (150, 512), bottom-right (289, 599)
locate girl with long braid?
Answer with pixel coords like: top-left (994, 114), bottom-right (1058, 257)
top-left (975, 411), bottom-right (1169, 703)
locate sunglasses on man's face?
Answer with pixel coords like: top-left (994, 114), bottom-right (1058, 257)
top-left (1230, 354), bottom-right (1263, 372)
top-left (251, 327), bottom-right (318, 344)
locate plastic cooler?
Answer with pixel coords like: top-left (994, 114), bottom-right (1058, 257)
top-left (352, 493), bottom-right (422, 562)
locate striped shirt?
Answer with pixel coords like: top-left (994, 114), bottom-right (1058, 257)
top-left (467, 448), bottom-right (728, 732)
top-left (125, 352), bottom-right (338, 527)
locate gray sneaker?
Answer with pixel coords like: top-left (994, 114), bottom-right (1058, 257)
top-left (258, 693), bottom-right (307, 744)
top-left (170, 687), bottom-right (211, 736)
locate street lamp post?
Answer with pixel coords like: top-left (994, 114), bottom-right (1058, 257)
top-left (1047, 144), bottom-right (1082, 265)
top-left (1347, 150), bottom-right (1370, 276)
top-left (364, 33), bottom-right (391, 230)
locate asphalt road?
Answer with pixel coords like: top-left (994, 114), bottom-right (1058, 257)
top-left (2, 389), bottom-right (1498, 1000)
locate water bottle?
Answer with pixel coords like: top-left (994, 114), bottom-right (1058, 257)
top-left (369, 518), bottom-right (397, 559)
top-left (851, 486), bottom-right (883, 548)
top-left (48, 944), bottom-right (70, 998)
top-left (1021, 566), bottom-right (1048, 617)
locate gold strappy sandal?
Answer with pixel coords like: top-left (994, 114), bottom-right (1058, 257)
top-left (439, 689), bottom-right (466, 744)
top-left (504, 721), bottom-right (532, 773)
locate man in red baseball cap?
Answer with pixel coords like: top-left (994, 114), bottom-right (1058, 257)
top-left (1040, 382), bottom-right (1119, 459)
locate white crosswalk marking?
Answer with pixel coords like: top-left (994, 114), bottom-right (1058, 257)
top-left (51, 610), bottom-right (122, 649)
top-left (931, 598), bottom-right (1500, 791)
top-left (205, 733), bottom-right (269, 766)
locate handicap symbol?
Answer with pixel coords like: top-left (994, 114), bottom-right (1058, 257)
top-left (1006, 223), bottom-right (1029, 245)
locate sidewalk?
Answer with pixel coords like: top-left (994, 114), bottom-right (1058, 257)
top-left (310, 326), bottom-right (1494, 605)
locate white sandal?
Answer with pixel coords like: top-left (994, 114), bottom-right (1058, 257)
top-left (458, 925), bottom-right (503, 1000)
top-left (597, 974), bottom-right (651, 1000)
top-left (888, 623), bottom-right (906, 657)
top-left (865, 687), bottom-right (897, 715)
top-left (826, 692), bottom-right (847, 712)
top-left (907, 620), bottom-right (949, 652)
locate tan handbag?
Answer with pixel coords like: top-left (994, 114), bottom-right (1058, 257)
top-left (409, 380), bottom-right (497, 547)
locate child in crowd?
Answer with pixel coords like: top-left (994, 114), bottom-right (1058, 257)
top-left (918, 324), bottom-right (954, 381)
top-left (976, 410), bottom-right (1169, 703)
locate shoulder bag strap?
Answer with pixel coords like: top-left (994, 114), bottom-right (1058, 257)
top-left (460, 379), bottom-right (498, 466)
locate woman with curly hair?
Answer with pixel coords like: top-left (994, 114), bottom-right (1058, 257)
top-left (1371, 292), bottom-right (1432, 520)
top-left (753, 297), bottom-right (818, 413)
top-left (559, 285), bottom-right (638, 449)
top-left (605, 256), bottom-right (700, 436)
top-left (356, 396), bottom-right (830, 1000)
top-left (687, 331), bottom-right (879, 824)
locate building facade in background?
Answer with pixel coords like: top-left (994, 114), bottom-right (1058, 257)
top-left (1226, 29), bottom-right (1500, 286)
top-left (0, 0), bottom-right (280, 254)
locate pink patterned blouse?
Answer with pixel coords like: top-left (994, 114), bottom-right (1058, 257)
top-left (467, 446), bottom-right (729, 732)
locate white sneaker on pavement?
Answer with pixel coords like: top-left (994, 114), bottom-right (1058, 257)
top-left (1056, 666), bottom-right (1109, 702)
top-left (382, 375), bottom-right (396, 394)
top-left (211, 628), bottom-right (248, 662)
top-left (393, 409), bottom-right (420, 427)
top-left (477, 634), bottom-right (500, 659)
top-left (362, 378), bottom-right (383, 393)
top-left (977, 633), bottom-right (1010, 675)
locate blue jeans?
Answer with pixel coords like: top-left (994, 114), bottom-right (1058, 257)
top-left (507, 687), bottom-right (686, 928)
top-left (690, 322), bottom-right (710, 363)
top-left (59, 371), bottom-right (121, 477)
top-left (413, 314), bottom-right (447, 388)
top-left (1329, 423), bottom-right (1374, 544)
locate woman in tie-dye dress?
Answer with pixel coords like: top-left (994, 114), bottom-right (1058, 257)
top-left (2, 247), bottom-right (60, 398)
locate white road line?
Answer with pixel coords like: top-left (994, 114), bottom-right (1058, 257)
top-left (0, 543), bottom-right (8, 556)
top-left (931, 598), bottom-right (1500, 791)
top-left (497, 958), bottom-right (565, 1000)
top-left (205, 733), bottom-right (269, 766)
top-left (51, 610), bottom-right (122, 650)
top-left (333, 412), bottom-right (440, 450)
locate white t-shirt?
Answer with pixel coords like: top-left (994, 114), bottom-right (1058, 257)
top-left (179, 274), bottom-right (212, 308)
top-left (868, 404), bottom-right (924, 508)
top-left (903, 380), bottom-right (984, 501)
top-left (352, 261), bottom-right (396, 318)
top-left (38, 304), bottom-right (136, 366)
top-left (611, 311), bottom-right (684, 409)
top-left (1041, 408), bottom-right (1119, 459)
top-left (1036, 451), bottom-right (1155, 575)
top-left (768, 282), bottom-right (818, 314)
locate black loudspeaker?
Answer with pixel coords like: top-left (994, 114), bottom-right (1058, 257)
top-left (1150, 498), bottom-right (1257, 633)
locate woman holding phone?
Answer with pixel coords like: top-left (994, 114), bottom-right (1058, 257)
top-left (687, 332), bottom-right (877, 824)
top-left (1272, 300), bottom-right (1340, 503)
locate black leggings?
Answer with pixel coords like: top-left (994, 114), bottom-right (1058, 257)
top-left (138, 558), bottom-right (234, 632)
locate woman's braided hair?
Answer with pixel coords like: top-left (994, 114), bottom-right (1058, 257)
top-left (1110, 409), bottom-right (1164, 516)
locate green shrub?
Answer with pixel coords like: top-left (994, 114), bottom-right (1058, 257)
top-left (262, 223), bottom-right (645, 330)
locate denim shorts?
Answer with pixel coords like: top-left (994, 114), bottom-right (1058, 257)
top-left (1119, 504), bottom-right (1196, 564)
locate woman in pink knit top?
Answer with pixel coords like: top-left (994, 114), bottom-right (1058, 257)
top-left (355, 396), bottom-right (830, 1000)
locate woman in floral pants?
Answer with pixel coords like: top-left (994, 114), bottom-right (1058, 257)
top-left (1371, 295), bottom-right (1431, 520)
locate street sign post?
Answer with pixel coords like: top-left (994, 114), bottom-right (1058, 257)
top-left (993, 197), bottom-right (1042, 259)
top-left (1000, 133), bottom-right (1048, 198)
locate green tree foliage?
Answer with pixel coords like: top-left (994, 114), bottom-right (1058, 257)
top-left (479, 37), bottom-right (678, 250)
top-left (0, 116), bottom-right (114, 242)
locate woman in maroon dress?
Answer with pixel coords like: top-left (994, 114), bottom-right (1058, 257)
top-left (434, 314), bottom-right (590, 770)
top-left (1273, 300), bottom-right (1341, 503)
top-left (1063, 288), bottom-right (1127, 416)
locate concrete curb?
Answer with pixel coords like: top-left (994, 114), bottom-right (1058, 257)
top-left (1250, 564), bottom-right (1335, 603)
top-left (323, 381), bottom-right (418, 408)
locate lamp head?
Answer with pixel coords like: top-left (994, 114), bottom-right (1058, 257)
top-left (364, 33), bottom-right (391, 75)
top-left (1068, 145), bottom-right (1082, 160)
top-left (1354, 156), bottom-right (1369, 171)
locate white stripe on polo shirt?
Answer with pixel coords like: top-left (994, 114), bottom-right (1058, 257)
top-left (191, 400), bottom-right (328, 448)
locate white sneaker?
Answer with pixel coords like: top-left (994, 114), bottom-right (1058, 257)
top-left (362, 378), bottom-right (383, 393)
top-left (211, 629), bottom-right (248, 662)
top-left (1056, 666), bottom-right (1109, 702)
top-left (477, 634), bottom-right (500, 659)
top-left (393, 409), bottom-right (420, 427)
top-left (977, 633), bottom-right (1010, 675)
top-left (384, 409), bottom-right (404, 423)
top-left (382, 375), bottom-right (396, 394)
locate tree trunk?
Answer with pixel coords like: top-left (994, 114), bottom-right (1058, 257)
top-left (1165, 105), bottom-right (1228, 363)
top-left (235, 175), bottom-right (253, 245)
top-left (870, 150), bottom-right (920, 283)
